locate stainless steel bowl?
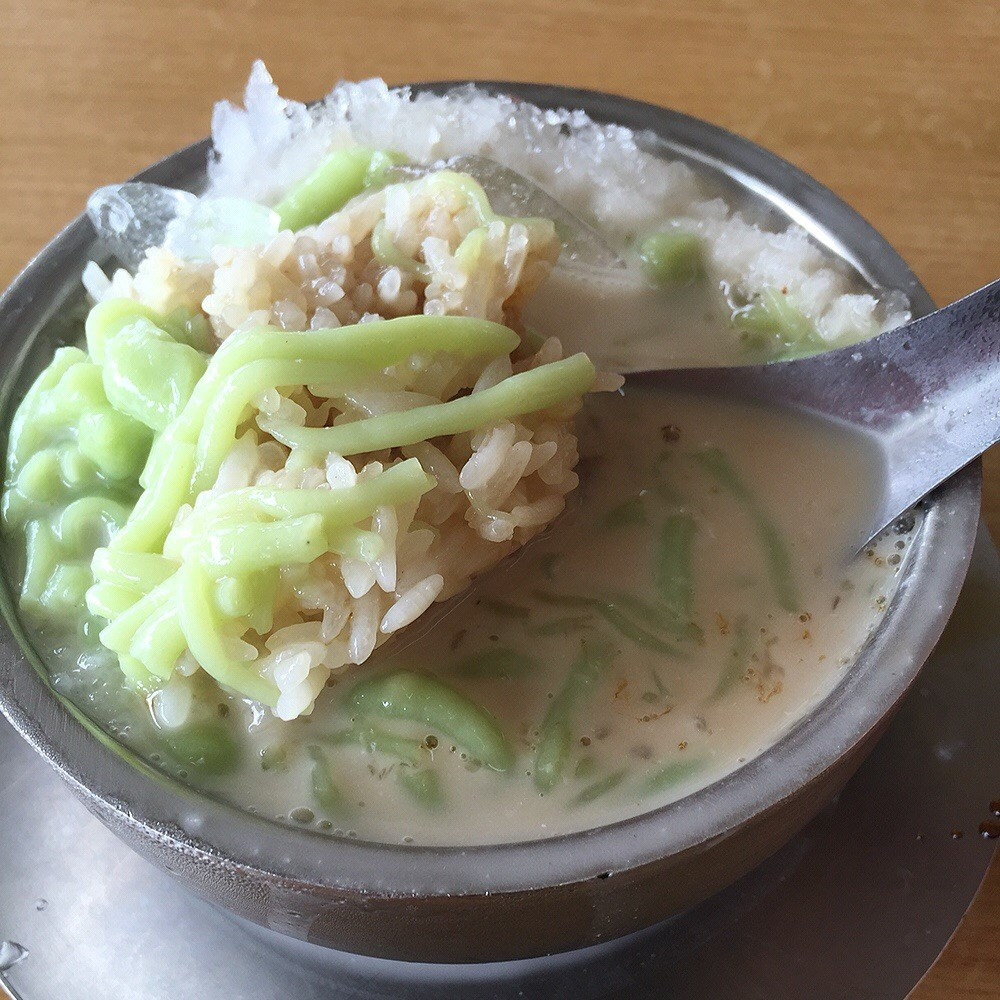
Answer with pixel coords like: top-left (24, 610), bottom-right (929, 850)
top-left (0, 83), bottom-right (980, 963)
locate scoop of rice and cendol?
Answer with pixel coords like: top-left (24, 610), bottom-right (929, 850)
top-left (1, 63), bottom-right (917, 843)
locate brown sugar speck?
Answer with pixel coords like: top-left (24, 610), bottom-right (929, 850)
top-left (757, 680), bottom-right (783, 703)
top-left (678, 740), bottom-right (688, 751)
top-left (637, 707), bottom-right (671, 723)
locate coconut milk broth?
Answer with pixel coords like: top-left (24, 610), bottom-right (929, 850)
top-left (525, 266), bottom-right (742, 371)
top-left (212, 389), bottom-right (907, 844)
top-left (40, 382), bottom-right (911, 846)
top-left (525, 164), bottom-right (747, 371)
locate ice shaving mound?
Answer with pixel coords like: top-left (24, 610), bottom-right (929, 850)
top-left (206, 62), bottom-right (705, 240)
top-left (206, 62), bottom-right (908, 343)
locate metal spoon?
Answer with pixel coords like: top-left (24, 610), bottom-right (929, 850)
top-left (631, 278), bottom-right (1000, 550)
top-left (387, 155), bottom-right (625, 268)
top-left (87, 170), bottom-right (996, 551)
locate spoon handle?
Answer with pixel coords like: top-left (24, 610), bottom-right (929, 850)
top-left (748, 277), bottom-right (1000, 430)
top-left (640, 278), bottom-right (1000, 545)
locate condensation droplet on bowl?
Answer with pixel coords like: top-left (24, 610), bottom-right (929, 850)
top-left (183, 812), bottom-right (205, 833)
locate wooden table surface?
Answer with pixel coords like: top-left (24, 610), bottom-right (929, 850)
top-left (0, 1), bottom-right (997, 995)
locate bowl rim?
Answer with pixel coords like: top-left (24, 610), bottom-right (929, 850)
top-left (0, 81), bottom-right (981, 898)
